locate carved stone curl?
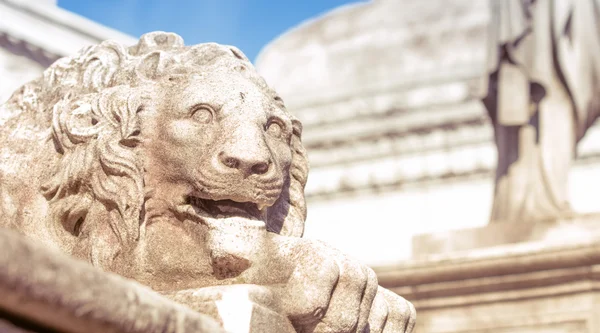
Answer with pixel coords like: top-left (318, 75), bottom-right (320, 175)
top-left (0, 32), bottom-right (415, 333)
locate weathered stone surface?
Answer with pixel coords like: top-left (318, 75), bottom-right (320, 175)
top-left (0, 31), bottom-right (415, 332)
top-left (0, 228), bottom-right (225, 333)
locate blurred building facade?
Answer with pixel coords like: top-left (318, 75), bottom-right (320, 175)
top-left (0, 0), bottom-right (135, 104)
top-left (255, 0), bottom-right (600, 267)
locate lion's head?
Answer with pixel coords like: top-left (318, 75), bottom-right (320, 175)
top-left (0, 32), bottom-right (308, 287)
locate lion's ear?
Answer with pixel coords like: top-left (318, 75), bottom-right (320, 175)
top-left (266, 118), bottom-right (309, 237)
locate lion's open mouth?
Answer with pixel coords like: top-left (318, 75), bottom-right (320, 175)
top-left (185, 196), bottom-right (265, 221)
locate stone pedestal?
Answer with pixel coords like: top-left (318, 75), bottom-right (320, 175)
top-left (412, 213), bottom-right (600, 258)
top-left (376, 214), bottom-right (600, 333)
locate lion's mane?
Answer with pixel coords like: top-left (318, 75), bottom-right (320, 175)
top-left (0, 32), bottom-right (308, 255)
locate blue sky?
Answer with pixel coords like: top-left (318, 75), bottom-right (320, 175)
top-left (58, 0), bottom-right (364, 62)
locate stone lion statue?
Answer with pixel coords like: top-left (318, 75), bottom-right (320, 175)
top-left (0, 32), bottom-right (415, 333)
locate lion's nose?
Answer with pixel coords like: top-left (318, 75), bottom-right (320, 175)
top-left (218, 151), bottom-right (271, 176)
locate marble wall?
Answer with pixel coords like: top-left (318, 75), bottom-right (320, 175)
top-left (0, 47), bottom-right (43, 104)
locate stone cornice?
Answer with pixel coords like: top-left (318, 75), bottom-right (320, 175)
top-left (297, 76), bottom-right (484, 132)
top-left (305, 166), bottom-right (492, 201)
top-left (305, 149), bottom-right (600, 200)
top-left (303, 100), bottom-right (488, 151)
top-left (374, 237), bottom-right (600, 310)
top-left (306, 116), bottom-right (490, 168)
top-left (0, 32), bottom-right (59, 67)
top-left (0, 0), bottom-right (136, 66)
top-left (303, 98), bottom-right (600, 199)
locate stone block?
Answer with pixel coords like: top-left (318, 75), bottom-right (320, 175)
top-left (412, 213), bottom-right (600, 258)
top-left (378, 236), bottom-right (600, 332)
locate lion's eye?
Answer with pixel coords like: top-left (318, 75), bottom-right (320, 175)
top-left (191, 105), bottom-right (214, 124)
top-left (266, 120), bottom-right (284, 138)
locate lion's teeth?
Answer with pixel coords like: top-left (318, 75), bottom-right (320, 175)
top-left (257, 204), bottom-right (267, 212)
top-left (176, 204), bottom-right (195, 216)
